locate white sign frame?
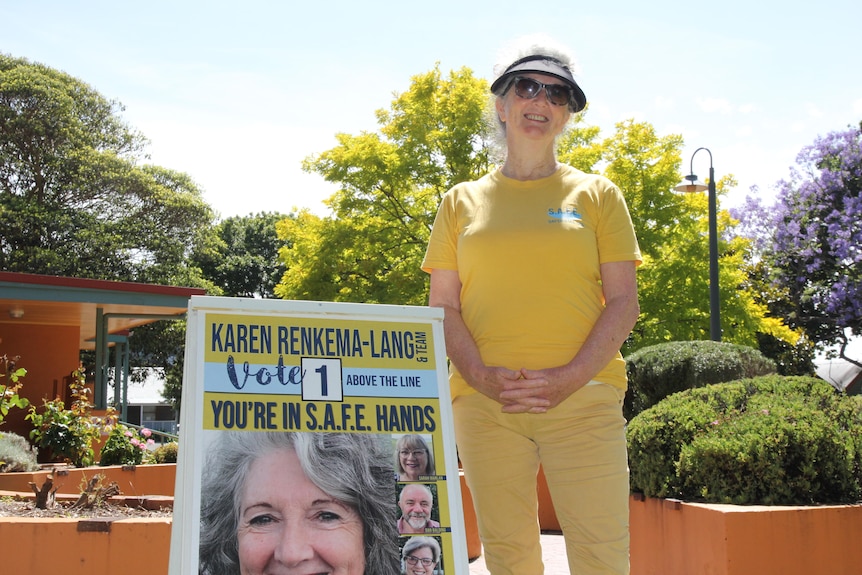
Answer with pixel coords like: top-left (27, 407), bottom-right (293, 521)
top-left (169, 296), bottom-right (467, 575)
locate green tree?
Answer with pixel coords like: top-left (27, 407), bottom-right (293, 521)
top-left (597, 119), bottom-right (689, 255)
top-left (161, 212), bottom-right (292, 408)
top-left (0, 54), bottom-right (214, 285)
top-left (1, 54), bottom-right (218, 412)
top-left (192, 212), bottom-right (290, 299)
top-left (279, 64), bottom-right (797, 358)
top-left (582, 120), bottom-right (798, 352)
top-left (734, 125), bottom-right (862, 367)
top-left (276, 65), bottom-right (492, 305)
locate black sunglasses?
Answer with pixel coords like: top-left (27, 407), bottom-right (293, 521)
top-left (510, 76), bottom-right (573, 108)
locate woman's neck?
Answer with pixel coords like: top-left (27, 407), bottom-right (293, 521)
top-left (500, 139), bottom-right (559, 181)
top-left (500, 155), bottom-right (559, 181)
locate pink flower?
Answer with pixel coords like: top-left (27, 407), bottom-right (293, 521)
top-left (141, 428), bottom-right (152, 438)
top-left (124, 430), bottom-right (134, 438)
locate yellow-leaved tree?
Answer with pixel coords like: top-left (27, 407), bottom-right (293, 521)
top-left (573, 120), bottom-right (801, 353)
top-left (276, 65), bottom-right (801, 362)
top-left (276, 65), bottom-right (492, 305)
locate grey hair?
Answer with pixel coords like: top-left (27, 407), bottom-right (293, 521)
top-left (198, 432), bottom-right (399, 575)
top-left (401, 536), bottom-right (442, 571)
top-left (492, 33), bottom-right (580, 82)
top-left (394, 434), bottom-right (436, 477)
top-left (488, 34), bottom-right (581, 154)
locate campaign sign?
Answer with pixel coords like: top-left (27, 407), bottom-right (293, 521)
top-left (169, 296), bottom-right (467, 575)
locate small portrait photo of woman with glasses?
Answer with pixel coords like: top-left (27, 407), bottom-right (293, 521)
top-left (400, 536), bottom-right (443, 575)
top-left (393, 433), bottom-right (436, 482)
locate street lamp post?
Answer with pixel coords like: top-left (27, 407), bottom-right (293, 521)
top-left (675, 147), bottom-right (721, 342)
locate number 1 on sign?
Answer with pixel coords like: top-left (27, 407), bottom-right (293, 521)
top-left (316, 364), bottom-right (328, 396)
top-left (301, 358), bottom-right (343, 401)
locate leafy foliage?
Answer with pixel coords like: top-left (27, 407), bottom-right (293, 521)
top-left (624, 340), bottom-right (776, 419)
top-left (1, 349), bottom-right (28, 426)
top-left (192, 212), bottom-right (290, 299)
top-left (599, 120), bottom-right (688, 257)
top-left (755, 330), bottom-right (816, 376)
top-left (150, 440), bottom-right (179, 464)
top-left (26, 367), bottom-right (116, 467)
top-left (277, 65), bottom-right (493, 305)
top-left (99, 424), bottom-right (154, 466)
top-left (1, 54), bottom-right (220, 412)
top-left (0, 54), bottom-right (215, 284)
top-left (627, 375), bottom-right (862, 504)
top-left (561, 119), bottom-right (799, 353)
top-left (159, 212), bottom-right (291, 407)
top-left (733, 124), bottom-right (862, 366)
top-left (280, 64), bottom-right (798, 358)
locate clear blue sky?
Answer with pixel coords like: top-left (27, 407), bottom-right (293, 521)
top-left (3, 0), bottom-right (861, 219)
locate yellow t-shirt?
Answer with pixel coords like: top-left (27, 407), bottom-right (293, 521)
top-left (422, 164), bottom-right (642, 398)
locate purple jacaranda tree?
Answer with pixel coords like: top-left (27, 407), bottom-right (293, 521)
top-left (732, 124), bottom-right (862, 368)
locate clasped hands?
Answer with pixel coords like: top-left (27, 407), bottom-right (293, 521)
top-left (469, 365), bottom-right (584, 414)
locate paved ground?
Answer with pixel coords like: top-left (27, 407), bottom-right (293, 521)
top-left (467, 532), bottom-right (568, 575)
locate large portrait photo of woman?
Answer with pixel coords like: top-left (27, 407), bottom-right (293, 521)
top-left (198, 431), bottom-right (400, 575)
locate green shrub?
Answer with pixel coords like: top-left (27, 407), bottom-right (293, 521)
top-left (150, 441), bottom-right (178, 464)
top-left (624, 340), bottom-right (777, 420)
top-left (26, 368), bottom-right (115, 467)
top-left (627, 375), bottom-right (862, 505)
top-left (99, 424), bottom-right (155, 466)
top-left (0, 431), bottom-right (39, 472)
top-left (755, 331), bottom-right (816, 376)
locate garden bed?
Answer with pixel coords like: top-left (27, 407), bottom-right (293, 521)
top-left (0, 463), bottom-right (176, 575)
top-left (0, 462), bottom-right (176, 496)
top-left (0, 490), bottom-right (173, 518)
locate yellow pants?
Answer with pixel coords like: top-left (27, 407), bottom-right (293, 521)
top-left (453, 382), bottom-right (630, 575)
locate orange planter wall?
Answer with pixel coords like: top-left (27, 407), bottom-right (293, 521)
top-left (0, 463), bottom-right (176, 497)
top-left (630, 495), bottom-right (862, 575)
top-left (458, 471), bottom-right (482, 560)
top-left (0, 516), bottom-right (171, 575)
top-left (536, 465), bottom-right (560, 531)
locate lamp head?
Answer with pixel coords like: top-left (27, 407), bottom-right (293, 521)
top-left (674, 174), bottom-right (708, 193)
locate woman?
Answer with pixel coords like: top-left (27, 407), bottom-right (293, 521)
top-left (423, 34), bottom-right (641, 574)
top-left (400, 536), bottom-right (441, 575)
top-left (394, 434), bottom-right (436, 481)
top-left (199, 431), bottom-right (400, 575)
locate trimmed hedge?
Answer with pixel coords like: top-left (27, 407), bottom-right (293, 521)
top-left (624, 340), bottom-right (776, 420)
top-left (627, 375), bottom-right (862, 505)
top-left (150, 441), bottom-right (178, 463)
